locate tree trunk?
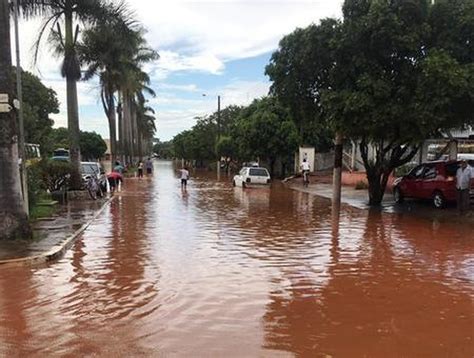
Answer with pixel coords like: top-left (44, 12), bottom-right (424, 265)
top-left (122, 91), bottom-right (131, 164)
top-left (117, 95), bottom-right (123, 163)
top-left (360, 139), bottom-right (418, 206)
top-left (65, 9), bottom-right (82, 189)
top-left (0, 0), bottom-right (31, 240)
top-left (104, 89), bottom-right (117, 166)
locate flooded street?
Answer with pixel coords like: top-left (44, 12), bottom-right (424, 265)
top-left (0, 161), bottom-right (472, 357)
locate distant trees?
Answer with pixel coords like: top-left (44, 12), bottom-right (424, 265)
top-left (12, 68), bottom-right (59, 154)
top-left (172, 97), bottom-right (299, 176)
top-left (47, 128), bottom-right (107, 160)
top-left (267, 0), bottom-right (474, 205)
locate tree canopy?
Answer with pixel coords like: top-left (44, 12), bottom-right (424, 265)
top-left (266, 0), bottom-right (474, 204)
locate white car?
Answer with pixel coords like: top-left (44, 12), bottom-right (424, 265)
top-left (233, 167), bottom-right (271, 188)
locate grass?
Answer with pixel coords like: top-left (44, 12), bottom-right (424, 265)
top-left (30, 203), bottom-right (57, 220)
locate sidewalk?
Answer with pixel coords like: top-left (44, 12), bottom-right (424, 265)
top-left (0, 198), bottom-right (111, 264)
top-left (289, 183), bottom-right (474, 226)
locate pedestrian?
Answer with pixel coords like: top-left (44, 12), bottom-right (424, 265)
top-left (456, 160), bottom-right (472, 215)
top-left (145, 158), bottom-right (153, 176)
top-left (114, 161), bottom-right (124, 174)
top-left (107, 171), bottom-right (123, 194)
top-left (180, 167), bottom-right (190, 190)
top-left (138, 161), bottom-right (144, 178)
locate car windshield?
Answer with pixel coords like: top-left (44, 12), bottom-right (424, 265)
top-left (81, 164), bottom-right (98, 175)
top-left (249, 168), bottom-right (268, 176)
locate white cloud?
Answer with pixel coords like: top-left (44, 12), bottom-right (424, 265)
top-left (156, 79), bottom-right (270, 140)
top-left (10, 1), bottom-right (344, 141)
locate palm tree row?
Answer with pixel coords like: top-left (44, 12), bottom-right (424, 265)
top-left (79, 18), bottom-right (159, 165)
top-left (17, 0), bottom-right (158, 182)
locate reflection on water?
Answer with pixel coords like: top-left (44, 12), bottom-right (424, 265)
top-left (0, 161), bottom-right (472, 356)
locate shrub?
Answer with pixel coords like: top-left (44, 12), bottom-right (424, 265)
top-left (37, 159), bottom-right (73, 192)
top-left (27, 162), bottom-right (45, 207)
top-left (355, 180), bottom-right (369, 190)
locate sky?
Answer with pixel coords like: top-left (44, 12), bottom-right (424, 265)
top-left (11, 0), bottom-right (343, 142)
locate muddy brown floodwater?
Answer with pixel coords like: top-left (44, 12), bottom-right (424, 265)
top-left (0, 160), bottom-right (472, 357)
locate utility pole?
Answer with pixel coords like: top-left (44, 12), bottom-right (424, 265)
top-left (13, 0), bottom-right (28, 215)
top-left (332, 131), bottom-right (343, 212)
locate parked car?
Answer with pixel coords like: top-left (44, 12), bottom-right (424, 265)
top-left (52, 148), bottom-right (70, 161)
top-left (233, 166), bottom-right (271, 188)
top-left (393, 160), bottom-right (474, 208)
top-left (81, 162), bottom-right (107, 193)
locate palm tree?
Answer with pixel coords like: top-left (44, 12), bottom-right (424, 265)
top-left (117, 42), bottom-right (158, 163)
top-left (80, 23), bottom-right (158, 165)
top-left (17, 0), bottom-right (124, 188)
top-left (0, 0), bottom-right (31, 240)
top-left (79, 18), bottom-right (137, 165)
top-left (135, 97), bottom-right (157, 159)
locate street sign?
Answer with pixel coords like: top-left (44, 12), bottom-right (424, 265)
top-left (0, 103), bottom-right (12, 113)
top-left (0, 94), bottom-right (8, 103)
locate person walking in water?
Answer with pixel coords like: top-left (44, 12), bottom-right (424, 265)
top-left (456, 160), bottom-right (472, 215)
top-left (145, 158), bottom-right (153, 176)
top-left (180, 167), bottom-right (190, 190)
top-left (137, 161), bottom-right (144, 178)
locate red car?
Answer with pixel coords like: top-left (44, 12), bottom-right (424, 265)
top-left (393, 160), bottom-right (474, 208)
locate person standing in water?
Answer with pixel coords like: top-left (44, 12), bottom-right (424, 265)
top-left (180, 167), bottom-right (190, 190)
top-left (145, 158), bottom-right (153, 176)
top-left (137, 161), bottom-right (144, 178)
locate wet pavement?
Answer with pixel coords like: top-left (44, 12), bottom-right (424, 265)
top-left (0, 160), bottom-right (472, 357)
top-left (291, 182), bottom-right (474, 226)
top-left (0, 199), bottom-right (107, 261)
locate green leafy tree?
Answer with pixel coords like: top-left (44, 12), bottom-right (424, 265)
top-left (267, 0), bottom-right (474, 205)
top-left (12, 68), bottom-right (59, 154)
top-left (234, 97), bottom-right (299, 176)
top-left (153, 140), bottom-right (173, 159)
top-left (47, 128), bottom-right (107, 161)
top-left (323, 0), bottom-right (473, 205)
top-left (80, 131), bottom-right (107, 161)
top-left (265, 19), bottom-right (340, 150)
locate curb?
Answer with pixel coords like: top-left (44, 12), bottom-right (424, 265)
top-left (0, 196), bottom-right (115, 268)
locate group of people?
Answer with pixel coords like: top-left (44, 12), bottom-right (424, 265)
top-left (137, 158), bottom-right (154, 178)
top-left (105, 159), bottom-right (191, 193)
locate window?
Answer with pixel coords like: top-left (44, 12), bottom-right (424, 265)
top-left (408, 165), bottom-right (425, 179)
top-left (81, 164), bottom-right (98, 175)
top-left (423, 165), bottom-right (437, 179)
top-left (249, 168), bottom-right (268, 176)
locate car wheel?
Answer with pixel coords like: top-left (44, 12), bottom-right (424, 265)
top-left (242, 181), bottom-right (246, 188)
top-left (393, 187), bottom-right (404, 203)
top-left (232, 180), bottom-right (236, 187)
top-left (432, 191), bottom-right (446, 209)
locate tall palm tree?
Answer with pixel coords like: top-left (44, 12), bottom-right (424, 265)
top-left (79, 17), bottom-right (137, 165)
top-left (117, 43), bottom-right (158, 163)
top-left (135, 97), bottom-right (157, 159)
top-left (0, 0), bottom-right (31, 240)
top-left (17, 0), bottom-right (124, 188)
top-left (80, 23), bottom-right (158, 165)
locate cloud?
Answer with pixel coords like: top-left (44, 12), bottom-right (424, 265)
top-left (156, 79), bottom-right (270, 141)
top-left (11, 1), bottom-right (344, 142)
